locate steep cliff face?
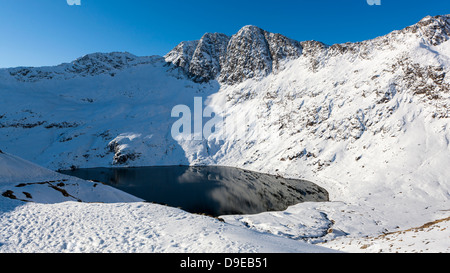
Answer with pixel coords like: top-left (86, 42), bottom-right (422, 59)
top-left (218, 25), bottom-right (274, 84)
top-left (164, 40), bottom-right (199, 73)
top-left (188, 32), bottom-right (230, 82)
top-left (219, 25), bottom-right (302, 84)
top-left (165, 25), bottom-right (302, 84)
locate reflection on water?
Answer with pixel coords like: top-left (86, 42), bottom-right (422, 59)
top-left (60, 166), bottom-right (329, 217)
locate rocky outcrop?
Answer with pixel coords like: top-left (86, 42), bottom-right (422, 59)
top-left (189, 33), bottom-right (230, 82)
top-left (165, 25), bottom-right (302, 84)
top-left (401, 15), bottom-right (450, 46)
top-left (164, 40), bottom-right (199, 73)
top-left (219, 25), bottom-right (302, 84)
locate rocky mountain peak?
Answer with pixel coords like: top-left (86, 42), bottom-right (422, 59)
top-left (218, 25), bottom-right (275, 84)
top-left (220, 25), bottom-right (303, 84)
top-left (164, 40), bottom-right (199, 72)
top-left (188, 32), bottom-right (230, 82)
top-left (390, 14), bottom-right (450, 46)
top-left (165, 25), bottom-right (302, 84)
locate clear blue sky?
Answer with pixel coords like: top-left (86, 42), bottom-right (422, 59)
top-left (0, 0), bottom-right (449, 68)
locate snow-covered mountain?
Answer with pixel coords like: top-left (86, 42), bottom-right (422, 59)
top-left (7, 52), bottom-right (157, 82)
top-left (1, 14), bottom-right (450, 251)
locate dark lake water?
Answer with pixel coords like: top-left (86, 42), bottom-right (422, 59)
top-left (59, 166), bottom-right (329, 217)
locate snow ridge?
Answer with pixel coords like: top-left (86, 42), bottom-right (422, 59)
top-left (166, 15), bottom-right (450, 84)
top-left (5, 52), bottom-right (160, 82)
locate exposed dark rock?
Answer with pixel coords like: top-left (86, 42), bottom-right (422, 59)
top-left (189, 33), bottom-right (230, 82)
top-left (164, 40), bottom-right (199, 72)
top-left (165, 25), bottom-right (302, 84)
top-left (2, 190), bottom-right (16, 199)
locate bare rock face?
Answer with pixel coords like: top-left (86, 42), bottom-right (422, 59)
top-left (164, 40), bottom-right (199, 73)
top-left (165, 25), bottom-right (302, 84)
top-left (218, 26), bottom-right (274, 84)
top-left (189, 33), bottom-right (230, 82)
top-left (164, 33), bottom-right (230, 82)
top-left (220, 25), bottom-right (303, 84)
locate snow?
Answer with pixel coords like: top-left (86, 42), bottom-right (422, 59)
top-left (0, 152), bottom-right (142, 204)
top-left (0, 202), bottom-right (337, 253)
top-left (0, 152), bottom-right (334, 253)
top-left (1, 15), bottom-right (450, 253)
top-left (320, 217), bottom-right (450, 253)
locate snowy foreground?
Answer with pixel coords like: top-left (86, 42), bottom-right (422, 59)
top-left (0, 151), bottom-right (448, 253)
top-left (0, 152), bottom-right (335, 253)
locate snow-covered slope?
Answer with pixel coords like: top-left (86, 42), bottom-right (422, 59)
top-left (0, 201), bottom-right (338, 253)
top-left (0, 151), bottom-right (141, 204)
top-left (0, 54), bottom-right (210, 169)
top-left (320, 216), bottom-right (450, 253)
top-left (1, 15), bottom-right (450, 252)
